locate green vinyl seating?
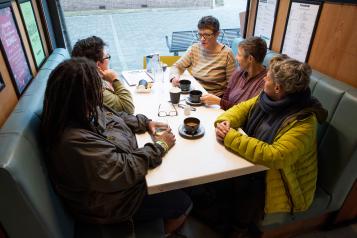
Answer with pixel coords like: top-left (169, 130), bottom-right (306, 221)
top-left (1, 42), bottom-right (356, 238)
top-left (0, 48), bottom-right (165, 238)
top-left (231, 37), bottom-right (357, 230)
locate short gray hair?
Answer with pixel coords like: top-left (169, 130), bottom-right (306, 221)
top-left (269, 56), bottom-right (311, 94)
top-left (238, 37), bottom-right (267, 63)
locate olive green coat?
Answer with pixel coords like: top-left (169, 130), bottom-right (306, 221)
top-left (103, 79), bottom-right (134, 114)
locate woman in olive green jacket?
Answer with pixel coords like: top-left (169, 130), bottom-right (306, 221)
top-left (215, 55), bottom-right (327, 231)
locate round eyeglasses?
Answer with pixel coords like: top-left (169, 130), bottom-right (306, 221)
top-left (196, 32), bottom-right (215, 40)
top-left (158, 103), bottom-right (178, 117)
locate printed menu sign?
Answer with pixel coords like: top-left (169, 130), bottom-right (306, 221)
top-left (254, 0), bottom-right (279, 47)
top-left (0, 7), bottom-right (32, 94)
top-left (282, 2), bottom-right (320, 62)
top-left (20, 1), bottom-right (45, 67)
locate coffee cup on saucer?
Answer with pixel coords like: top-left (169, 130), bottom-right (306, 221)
top-left (179, 79), bottom-right (191, 92)
top-left (189, 90), bottom-right (202, 103)
top-left (183, 117), bottom-right (200, 135)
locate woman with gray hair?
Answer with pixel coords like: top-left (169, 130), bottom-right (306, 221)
top-left (212, 55), bottom-right (328, 236)
top-left (201, 36), bottom-right (267, 110)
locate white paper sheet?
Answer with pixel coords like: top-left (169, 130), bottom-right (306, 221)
top-left (254, 0), bottom-right (279, 47)
top-left (282, 2), bottom-right (320, 62)
top-left (122, 70), bottom-right (153, 86)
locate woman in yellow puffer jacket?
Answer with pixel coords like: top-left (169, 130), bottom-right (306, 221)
top-left (214, 55), bottom-right (327, 233)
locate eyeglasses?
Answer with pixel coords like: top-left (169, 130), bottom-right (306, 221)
top-left (158, 103), bottom-right (178, 117)
top-left (196, 32), bottom-right (215, 40)
top-left (102, 54), bottom-right (111, 60)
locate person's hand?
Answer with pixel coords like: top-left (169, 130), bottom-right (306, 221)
top-left (215, 121), bottom-right (230, 143)
top-left (147, 121), bottom-right (169, 135)
top-left (171, 76), bottom-right (180, 87)
top-left (201, 94), bottom-right (221, 105)
top-left (98, 68), bottom-right (118, 83)
top-left (155, 130), bottom-right (176, 150)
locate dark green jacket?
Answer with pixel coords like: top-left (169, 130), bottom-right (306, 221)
top-left (50, 107), bottom-right (164, 223)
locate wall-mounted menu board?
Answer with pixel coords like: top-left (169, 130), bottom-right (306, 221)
top-left (281, 0), bottom-right (322, 62)
top-left (19, 0), bottom-right (45, 68)
top-left (0, 73), bottom-right (4, 92)
top-left (253, 0), bottom-right (279, 48)
top-left (0, 3), bottom-right (32, 95)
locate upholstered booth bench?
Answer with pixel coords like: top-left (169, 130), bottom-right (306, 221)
top-left (231, 38), bottom-right (357, 237)
top-left (0, 48), bottom-right (165, 238)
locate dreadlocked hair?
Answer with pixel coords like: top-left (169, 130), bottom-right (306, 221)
top-left (41, 57), bottom-right (103, 148)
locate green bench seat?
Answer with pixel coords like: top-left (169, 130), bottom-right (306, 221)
top-left (0, 48), bottom-right (165, 238)
top-left (231, 37), bottom-right (357, 231)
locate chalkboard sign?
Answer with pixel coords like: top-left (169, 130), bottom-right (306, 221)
top-left (19, 0), bottom-right (45, 68)
top-left (0, 73), bottom-right (4, 92)
top-left (0, 3), bottom-right (32, 95)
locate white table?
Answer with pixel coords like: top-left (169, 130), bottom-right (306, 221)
top-left (126, 70), bottom-right (266, 194)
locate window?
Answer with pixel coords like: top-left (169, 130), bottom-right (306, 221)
top-left (60, 0), bottom-right (246, 73)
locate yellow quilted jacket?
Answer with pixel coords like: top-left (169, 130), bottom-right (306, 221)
top-left (215, 96), bottom-right (320, 214)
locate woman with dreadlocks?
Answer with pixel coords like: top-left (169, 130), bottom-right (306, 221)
top-left (41, 58), bottom-right (191, 235)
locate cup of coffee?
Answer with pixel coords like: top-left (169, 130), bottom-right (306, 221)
top-left (138, 79), bottom-right (148, 89)
top-left (189, 90), bottom-right (202, 103)
top-left (170, 87), bottom-right (181, 104)
top-left (179, 79), bottom-right (191, 91)
top-left (184, 117), bottom-right (200, 135)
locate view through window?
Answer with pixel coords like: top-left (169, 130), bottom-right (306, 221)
top-left (60, 0), bottom-right (247, 73)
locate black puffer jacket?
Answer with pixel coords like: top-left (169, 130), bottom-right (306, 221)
top-left (49, 107), bottom-right (164, 224)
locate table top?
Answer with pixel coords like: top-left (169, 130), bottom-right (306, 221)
top-left (126, 70), bottom-right (266, 194)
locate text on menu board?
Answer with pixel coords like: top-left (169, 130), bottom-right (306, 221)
top-left (282, 2), bottom-right (320, 62)
top-left (20, 1), bottom-right (45, 67)
top-left (254, 0), bottom-right (278, 47)
top-left (0, 6), bottom-right (32, 94)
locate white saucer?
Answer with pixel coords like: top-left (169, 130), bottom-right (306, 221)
top-left (185, 98), bottom-right (203, 106)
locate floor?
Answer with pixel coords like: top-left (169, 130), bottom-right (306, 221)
top-left (180, 216), bottom-right (357, 238)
